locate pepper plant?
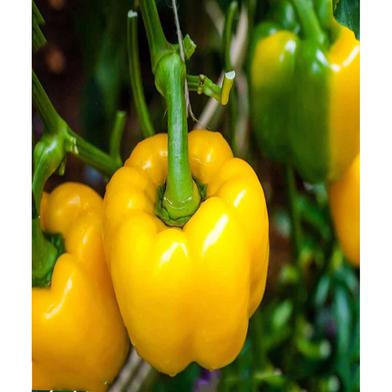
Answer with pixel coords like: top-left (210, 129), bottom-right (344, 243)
top-left (32, 0), bottom-right (359, 391)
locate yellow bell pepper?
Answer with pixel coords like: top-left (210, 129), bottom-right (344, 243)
top-left (328, 154), bottom-right (360, 266)
top-left (249, 0), bottom-right (360, 183)
top-left (103, 130), bottom-right (270, 376)
top-left (32, 182), bottom-right (129, 391)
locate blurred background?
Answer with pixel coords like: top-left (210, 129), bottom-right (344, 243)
top-left (33, 0), bottom-right (359, 390)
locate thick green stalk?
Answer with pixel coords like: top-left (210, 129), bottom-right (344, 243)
top-left (139, 0), bottom-right (172, 72)
top-left (127, 11), bottom-right (155, 138)
top-left (139, 0), bottom-right (200, 223)
top-left (157, 54), bottom-right (200, 220)
top-left (290, 0), bottom-right (326, 45)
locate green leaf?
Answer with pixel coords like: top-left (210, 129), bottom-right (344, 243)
top-left (334, 0), bottom-right (360, 39)
top-left (271, 300), bottom-right (293, 330)
top-left (314, 275), bottom-right (331, 307)
top-left (332, 284), bottom-right (352, 389)
top-left (32, 1), bottom-right (46, 51)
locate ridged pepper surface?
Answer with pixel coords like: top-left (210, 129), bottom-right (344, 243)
top-left (103, 130), bottom-right (269, 376)
top-left (32, 183), bottom-right (129, 392)
top-left (328, 154), bottom-right (360, 266)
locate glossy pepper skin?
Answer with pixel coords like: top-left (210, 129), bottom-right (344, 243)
top-left (249, 0), bottom-right (360, 183)
top-left (33, 183), bottom-right (129, 392)
top-left (328, 154), bottom-right (360, 266)
top-left (103, 130), bottom-right (269, 376)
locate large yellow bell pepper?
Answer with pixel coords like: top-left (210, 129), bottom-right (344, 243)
top-left (328, 154), bottom-right (360, 266)
top-left (32, 182), bottom-right (129, 392)
top-left (103, 130), bottom-right (270, 376)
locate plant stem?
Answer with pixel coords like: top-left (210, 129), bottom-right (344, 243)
top-left (139, 0), bottom-right (171, 72)
top-left (67, 128), bottom-right (120, 177)
top-left (222, 2), bottom-right (238, 143)
top-left (290, 0), bottom-right (326, 45)
top-left (32, 71), bottom-right (121, 178)
top-left (157, 54), bottom-right (200, 220)
top-left (127, 11), bottom-right (155, 138)
top-left (222, 1), bottom-right (238, 72)
top-left (109, 110), bottom-right (126, 165)
top-left (187, 71), bottom-right (235, 105)
top-left (187, 74), bottom-right (222, 101)
top-left (139, 0), bottom-right (200, 222)
top-left (32, 71), bottom-right (59, 133)
top-left (286, 165), bottom-right (303, 259)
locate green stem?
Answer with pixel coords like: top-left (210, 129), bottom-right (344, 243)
top-left (139, 0), bottom-right (200, 223)
top-left (139, 0), bottom-right (172, 72)
top-left (67, 128), bottom-right (120, 177)
top-left (33, 133), bottom-right (66, 214)
top-left (33, 71), bottom-right (121, 178)
top-left (187, 71), bottom-right (235, 105)
top-left (247, 0), bottom-right (257, 35)
top-left (156, 54), bottom-right (200, 220)
top-left (286, 165), bottom-right (303, 259)
top-left (314, 0), bottom-right (333, 30)
top-left (187, 74), bottom-right (222, 101)
top-left (32, 71), bottom-right (59, 133)
top-left (222, 1), bottom-right (238, 72)
top-left (290, 0), bottom-right (326, 45)
top-left (127, 11), bottom-right (155, 138)
top-left (109, 110), bottom-right (126, 165)
top-left (222, 2), bottom-right (239, 143)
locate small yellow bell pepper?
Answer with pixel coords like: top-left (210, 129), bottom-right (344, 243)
top-left (32, 182), bottom-right (129, 392)
top-left (328, 154), bottom-right (360, 266)
top-left (103, 130), bottom-right (270, 376)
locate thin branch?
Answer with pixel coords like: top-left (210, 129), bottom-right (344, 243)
top-left (195, 5), bottom-right (248, 130)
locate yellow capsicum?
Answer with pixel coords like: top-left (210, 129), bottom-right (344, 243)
top-left (249, 0), bottom-right (359, 183)
top-left (328, 154), bottom-right (360, 266)
top-left (103, 130), bottom-right (270, 376)
top-left (32, 182), bottom-right (129, 392)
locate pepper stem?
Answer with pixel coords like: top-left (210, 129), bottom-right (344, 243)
top-left (156, 54), bottom-right (200, 220)
top-left (139, 0), bottom-right (171, 72)
top-left (139, 0), bottom-right (201, 224)
top-left (32, 71), bottom-right (121, 178)
top-left (290, 0), bottom-right (326, 46)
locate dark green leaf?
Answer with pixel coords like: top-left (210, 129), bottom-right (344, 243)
top-left (334, 0), bottom-right (360, 39)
